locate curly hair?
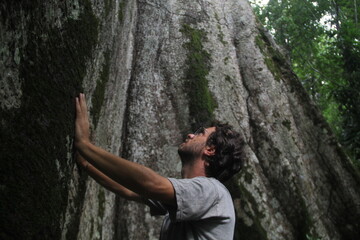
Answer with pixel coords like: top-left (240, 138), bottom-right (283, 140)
top-left (205, 122), bottom-right (244, 182)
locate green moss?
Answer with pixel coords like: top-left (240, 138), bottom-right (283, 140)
top-left (274, 147), bottom-right (282, 157)
top-left (91, 50), bottom-right (110, 129)
top-left (225, 174), bottom-right (268, 240)
top-left (241, 185), bottom-right (266, 219)
top-left (90, 218), bottom-right (94, 238)
top-left (214, 12), bottom-right (227, 45)
top-left (214, 12), bottom-right (220, 22)
top-left (255, 35), bottom-right (266, 54)
top-left (273, 111), bottom-right (280, 118)
top-left (223, 56), bottom-right (230, 65)
top-left (255, 31), bottom-right (286, 82)
top-left (118, 0), bottom-right (126, 22)
top-left (97, 188), bottom-right (106, 238)
top-left (0, 0), bottom-right (98, 239)
top-left (104, 0), bottom-right (112, 17)
top-left (180, 24), bottom-right (217, 129)
top-left (217, 24), bottom-right (228, 45)
top-left (290, 185), bottom-right (319, 240)
top-left (235, 184), bottom-right (268, 240)
top-left (244, 171), bottom-right (253, 184)
top-left (235, 215), bottom-right (268, 240)
top-left (306, 234), bottom-right (322, 240)
top-left (226, 176), bottom-right (266, 240)
top-left (98, 188), bottom-right (106, 218)
top-left (282, 119), bottom-right (292, 130)
top-left (298, 197), bottom-right (316, 240)
top-left (225, 75), bottom-right (231, 82)
top-left (264, 57), bottom-right (281, 81)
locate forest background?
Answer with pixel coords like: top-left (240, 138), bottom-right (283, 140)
top-left (251, 0), bottom-right (360, 167)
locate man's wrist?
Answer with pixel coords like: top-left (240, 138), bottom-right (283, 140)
top-left (76, 139), bottom-right (92, 154)
top-left (85, 162), bottom-right (89, 170)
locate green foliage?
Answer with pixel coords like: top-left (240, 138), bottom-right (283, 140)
top-left (252, 0), bottom-right (360, 166)
top-left (180, 24), bottom-right (217, 130)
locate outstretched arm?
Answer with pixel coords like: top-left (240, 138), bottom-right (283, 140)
top-left (76, 153), bottom-right (143, 202)
top-left (74, 93), bottom-right (175, 205)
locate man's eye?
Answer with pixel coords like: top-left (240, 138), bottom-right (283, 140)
top-left (194, 127), bottom-right (205, 135)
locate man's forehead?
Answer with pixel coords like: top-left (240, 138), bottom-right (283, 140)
top-left (206, 127), bottom-right (216, 134)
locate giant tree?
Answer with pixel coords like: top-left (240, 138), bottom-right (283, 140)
top-left (1, 0), bottom-right (359, 239)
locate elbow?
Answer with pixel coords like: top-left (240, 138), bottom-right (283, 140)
top-left (140, 176), bottom-right (173, 202)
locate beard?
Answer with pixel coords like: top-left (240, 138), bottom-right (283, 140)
top-left (178, 141), bottom-right (205, 163)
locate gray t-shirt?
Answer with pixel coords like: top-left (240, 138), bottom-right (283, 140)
top-left (147, 177), bottom-right (235, 240)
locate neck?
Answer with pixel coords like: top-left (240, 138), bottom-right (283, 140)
top-left (181, 157), bottom-right (207, 179)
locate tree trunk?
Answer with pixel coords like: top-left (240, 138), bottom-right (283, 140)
top-left (1, 0), bottom-right (359, 240)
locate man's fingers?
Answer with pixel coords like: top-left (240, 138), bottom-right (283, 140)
top-left (75, 97), bottom-right (81, 114)
top-left (76, 93), bottom-right (90, 124)
top-left (80, 93), bottom-right (88, 117)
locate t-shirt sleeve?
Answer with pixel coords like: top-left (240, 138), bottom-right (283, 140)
top-left (168, 177), bottom-right (220, 222)
top-left (144, 199), bottom-right (168, 216)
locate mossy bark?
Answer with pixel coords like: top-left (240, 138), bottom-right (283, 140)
top-left (1, 0), bottom-right (98, 239)
top-left (180, 24), bottom-right (217, 130)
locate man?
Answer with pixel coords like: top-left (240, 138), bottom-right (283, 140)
top-left (75, 93), bottom-right (244, 239)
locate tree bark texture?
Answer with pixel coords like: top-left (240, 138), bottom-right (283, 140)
top-left (1, 0), bottom-right (359, 239)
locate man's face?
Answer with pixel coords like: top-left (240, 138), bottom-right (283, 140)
top-left (178, 127), bottom-right (216, 162)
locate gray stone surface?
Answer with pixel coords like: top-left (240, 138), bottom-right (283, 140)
top-left (1, 0), bottom-right (359, 239)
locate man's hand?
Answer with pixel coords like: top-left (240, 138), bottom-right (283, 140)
top-left (75, 93), bottom-right (91, 149)
top-left (75, 151), bottom-right (88, 169)
top-left (74, 93), bottom-right (175, 205)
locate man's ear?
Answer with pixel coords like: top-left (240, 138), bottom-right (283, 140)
top-left (204, 145), bottom-right (216, 157)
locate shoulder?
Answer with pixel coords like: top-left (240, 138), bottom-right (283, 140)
top-left (168, 177), bottom-right (230, 200)
top-left (169, 176), bottom-right (218, 190)
top-left (167, 177), bottom-right (234, 221)
top-left (207, 178), bottom-right (233, 202)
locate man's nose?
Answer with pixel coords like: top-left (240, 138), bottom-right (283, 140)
top-left (187, 133), bottom-right (195, 139)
